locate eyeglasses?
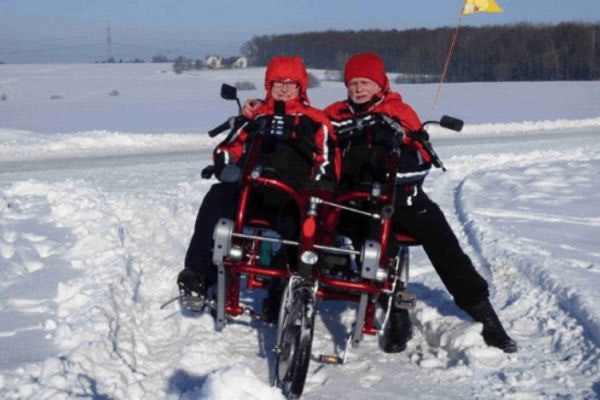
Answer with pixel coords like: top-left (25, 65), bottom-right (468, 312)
top-left (271, 80), bottom-right (299, 89)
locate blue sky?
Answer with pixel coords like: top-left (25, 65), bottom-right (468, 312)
top-left (1, 0), bottom-right (599, 63)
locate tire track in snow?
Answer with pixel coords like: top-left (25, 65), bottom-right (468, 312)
top-left (449, 159), bottom-right (600, 397)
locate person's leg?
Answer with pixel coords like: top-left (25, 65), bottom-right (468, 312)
top-left (262, 196), bottom-right (302, 322)
top-left (393, 191), bottom-right (517, 352)
top-left (179, 182), bottom-right (239, 296)
top-left (393, 192), bottom-right (488, 308)
top-left (382, 233), bottom-right (413, 353)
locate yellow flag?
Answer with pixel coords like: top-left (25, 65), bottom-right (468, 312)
top-left (462, 0), bottom-right (503, 15)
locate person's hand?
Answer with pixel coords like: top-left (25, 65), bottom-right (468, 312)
top-left (242, 98), bottom-right (263, 118)
top-left (293, 116), bottom-right (321, 156)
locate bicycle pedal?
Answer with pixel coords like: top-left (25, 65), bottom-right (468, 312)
top-left (180, 295), bottom-right (211, 312)
top-left (318, 354), bottom-right (344, 364)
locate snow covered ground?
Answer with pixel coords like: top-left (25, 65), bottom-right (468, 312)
top-left (1, 64), bottom-right (599, 399)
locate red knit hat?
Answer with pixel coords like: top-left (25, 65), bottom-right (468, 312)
top-left (344, 52), bottom-right (389, 91)
top-left (264, 55), bottom-right (308, 100)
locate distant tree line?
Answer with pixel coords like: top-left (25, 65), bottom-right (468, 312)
top-left (241, 22), bottom-right (600, 81)
top-left (172, 56), bottom-right (204, 74)
top-left (97, 57), bottom-right (146, 64)
top-left (93, 54), bottom-right (241, 66)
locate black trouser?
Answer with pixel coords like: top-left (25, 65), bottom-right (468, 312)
top-left (250, 187), bottom-right (300, 267)
top-left (185, 183), bottom-right (240, 286)
top-left (391, 188), bottom-right (489, 309)
top-left (184, 183), bottom-right (299, 287)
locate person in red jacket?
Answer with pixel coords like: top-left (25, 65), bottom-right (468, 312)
top-left (177, 56), bottom-right (338, 321)
top-left (325, 52), bottom-right (517, 354)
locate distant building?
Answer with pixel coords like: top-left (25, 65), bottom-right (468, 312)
top-left (324, 70), bottom-right (343, 81)
top-left (232, 56), bottom-right (248, 69)
top-left (204, 55), bottom-right (223, 69)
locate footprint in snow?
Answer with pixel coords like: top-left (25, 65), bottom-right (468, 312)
top-left (359, 370), bottom-right (383, 388)
top-left (21, 232), bottom-right (47, 242)
top-left (0, 241), bottom-right (15, 258)
top-left (31, 241), bottom-right (56, 258)
top-left (304, 365), bottom-right (329, 392)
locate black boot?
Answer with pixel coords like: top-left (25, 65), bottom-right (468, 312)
top-left (465, 299), bottom-right (518, 353)
top-left (177, 268), bottom-right (207, 298)
top-left (383, 308), bottom-right (413, 353)
top-left (261, 279), bottom-right (283, 324)
top-left (177, 268), bottom-right (213, 312)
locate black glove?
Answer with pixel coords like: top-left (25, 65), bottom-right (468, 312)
top-left (293, 116), bottom-right (321, 158)
top-left (372, 121), bottom-right (401, 149)
top-left (295, 115), bottom-right (319, 135)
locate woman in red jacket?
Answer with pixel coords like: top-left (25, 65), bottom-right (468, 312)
top-left (177, 56), bottom-right (338, 322)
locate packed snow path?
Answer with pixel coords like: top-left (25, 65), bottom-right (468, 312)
top-left (1, 127), bottom-right (599, 399)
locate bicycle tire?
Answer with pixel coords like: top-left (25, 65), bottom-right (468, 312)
top-left (274, 284), bottom-right (315, 399)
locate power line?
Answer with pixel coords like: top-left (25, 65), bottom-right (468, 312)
top-left (106, 22), bottom-right (113, 61)
top-left (1, 28), bottom-right (243, 61)
top-left (2, 42), bottom-right (106, 55)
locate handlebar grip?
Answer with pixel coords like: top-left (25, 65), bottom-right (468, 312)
top-left (208, 119), bottom-right (232, 137)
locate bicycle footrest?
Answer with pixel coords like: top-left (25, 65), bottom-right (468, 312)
top-left (318, 354), bottom-right (344, 364)
top-left (180, 295), bottom-right (213, 312)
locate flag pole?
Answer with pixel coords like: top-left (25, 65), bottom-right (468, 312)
top-left (429, 0), bottom-right (467, 118)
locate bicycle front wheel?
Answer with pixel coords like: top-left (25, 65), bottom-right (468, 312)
top-left (274, 282), bottom-right (315, 399)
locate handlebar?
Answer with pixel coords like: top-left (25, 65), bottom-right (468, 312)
top-left (208, 116), bottom-right (248, 137)
top-left (333, 113), bottom-right (463, 171)
top-left (209, 114), bottom-right (322, 154)
top-left (203, 114), bottom-right (323, 180)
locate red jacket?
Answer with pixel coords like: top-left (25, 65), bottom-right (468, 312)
top-left (324, 91), bottom-right (431, 194)
top-left (216, 97), bottom-right (340, 185)
top-left (324, 91), bottom-right (429, 163)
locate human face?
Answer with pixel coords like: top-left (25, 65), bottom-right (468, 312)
top-left (346, 78), bottom-right (382, 104)
top-left (270, 79), bottom-right (300, 101)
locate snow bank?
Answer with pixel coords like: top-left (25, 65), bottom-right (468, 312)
top-left (459, 117), bottom-right (600, 136)
top-left (0, 129), bottom-right (219, 162)
top-left (2, 116), bottom-right (600, 163)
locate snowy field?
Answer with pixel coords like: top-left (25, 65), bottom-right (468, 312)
top-left (1, 63), bottom-right (599, 399)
